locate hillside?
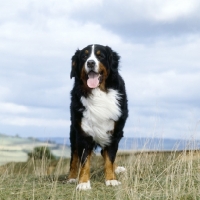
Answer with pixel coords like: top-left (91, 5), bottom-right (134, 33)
top-left (0, 133), bottom-right (70, 166)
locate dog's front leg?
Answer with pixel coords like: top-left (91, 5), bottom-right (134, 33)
top-left (76, 152), bottom-right (92, 191)
top-left (68, 150), bottom-right (79, 183)
top-left (76, 137), bottom-right (94, 191)
top-left (102, 148), bottom-right (121, 186)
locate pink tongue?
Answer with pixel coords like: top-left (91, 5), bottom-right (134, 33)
top-left (87, 72), bottom-right (100, 88)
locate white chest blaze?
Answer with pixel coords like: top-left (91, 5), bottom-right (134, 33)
top-left (81, 88), bottom-right (121, 147)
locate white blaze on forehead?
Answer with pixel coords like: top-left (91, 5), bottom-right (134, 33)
top-left (85, 45), bottom-right (99, 73)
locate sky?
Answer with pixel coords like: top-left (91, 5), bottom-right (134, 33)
top-left (0, 0), bottom-right (200, 140)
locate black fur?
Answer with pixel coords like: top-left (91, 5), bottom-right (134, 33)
top-left (69, 44), bottom-right (128, 165)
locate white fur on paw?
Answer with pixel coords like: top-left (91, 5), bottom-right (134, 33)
top-left (76, 181), bottom-right (91, 191)
top-left (115, 166), bottom-right (126, 174)
top-left (67, 178), bottom-right (77, 183)
top-left (105, 180), bottom-right (121, 186)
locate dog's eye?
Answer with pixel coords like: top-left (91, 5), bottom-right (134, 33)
top-left (82, 54), bottom-right (88, 60)
top-left (97, 54), bottom-right (104, 60)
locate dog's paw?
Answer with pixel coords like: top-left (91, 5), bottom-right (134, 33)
top-left (67, 178), bottom-right (77, 184)
top-left (115, 166), bottom-right (126, 174)
top-left (105, 180), bottom-right (121, 186)
top-left (76, 181), bottom-right (91, 191)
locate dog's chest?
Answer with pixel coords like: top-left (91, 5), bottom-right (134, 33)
top-left (81, 88), bottom-right (121, 147)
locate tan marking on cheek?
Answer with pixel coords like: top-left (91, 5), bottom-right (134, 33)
top-left (99, 63), bottom-right (108, 92)
top-left (80, 66), bottom-right (90, 91)
top-left (79, 66), bottom-right (92, 95)
top-left (80, 66), bottom-right (87, 83)
top-left (79, 153), bottom-right (91, 183)
top-left (68, 151), bottom-right (79, 179)
top-left (102, 150), bottom-right (116, 181)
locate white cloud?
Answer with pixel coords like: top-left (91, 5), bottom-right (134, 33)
top-left (149, 0), bottom-right (198, 22)
top-left (0, 102), bottom-right (29, 114)
top-left (68, 0), bottom-right (200, 23)
top-left (124, 71), bottom-right (200, 104)
top-left (0, 102), bottom-right (70, 127)
top-left (0, 16), bottom-right (121, 57)
top-left (1, 116), bottom-right (70, 127)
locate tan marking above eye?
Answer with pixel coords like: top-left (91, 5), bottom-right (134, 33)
top-left (85, 50), bottom-right (89, 54)
top-left (72, 61), bottom-right (76, 66)
top-left (96, 50), bottom-right (101, 55)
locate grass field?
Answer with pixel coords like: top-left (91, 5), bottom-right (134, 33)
top-left (0, 147), bottom-right (200, 200)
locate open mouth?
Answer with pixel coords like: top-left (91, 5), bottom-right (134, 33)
top-left (87, 71), bottom-right (101, 88)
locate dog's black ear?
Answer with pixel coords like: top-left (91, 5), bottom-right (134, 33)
top-left (70, 49), bottom-right (80, 79)
top-left (106, 46), bottom-right (120, 72)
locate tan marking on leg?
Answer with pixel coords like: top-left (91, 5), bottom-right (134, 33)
top-left (103, 150), bottom-right (116, 181)
top-left (79, 153), bottom-right (91, 183)
top-left (68, 151), bottom-right (79, 180)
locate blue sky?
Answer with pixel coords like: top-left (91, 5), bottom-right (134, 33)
top-left (0, 0), bottom-right (200, 139)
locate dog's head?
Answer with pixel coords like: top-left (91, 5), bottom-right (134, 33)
top-left (70, 44), bottom-right (120, 90)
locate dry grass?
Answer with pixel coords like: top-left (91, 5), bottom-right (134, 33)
top-left (0, 148), bottom-right (200, 199)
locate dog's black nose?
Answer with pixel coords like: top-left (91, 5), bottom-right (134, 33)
top-left (87, 60), bottom-right (95, 69)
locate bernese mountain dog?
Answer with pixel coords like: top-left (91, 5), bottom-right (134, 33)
top-left (68, 44), bottom-right (128, 190)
